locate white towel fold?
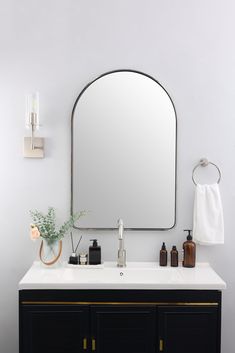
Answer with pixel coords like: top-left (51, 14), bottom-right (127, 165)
top-left (193, 183), bottom-right (224, 245)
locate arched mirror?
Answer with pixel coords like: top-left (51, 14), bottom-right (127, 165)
top-left (71, 70), bottom-right (177, 230)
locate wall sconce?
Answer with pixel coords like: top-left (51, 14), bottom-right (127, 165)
top-left (23, 92), bottom-right (44, 158)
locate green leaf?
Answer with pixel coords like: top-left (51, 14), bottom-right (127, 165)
top-left (29, 208), bottom-right (86, 241)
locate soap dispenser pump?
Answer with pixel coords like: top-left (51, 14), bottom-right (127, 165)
top-left (89, 239), bottom-right (101, 265)
top-left (182, 230), bottom-right (196, 268)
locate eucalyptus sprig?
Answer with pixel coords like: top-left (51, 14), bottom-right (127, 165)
top-left (30, 207), bottom-right (85, 245)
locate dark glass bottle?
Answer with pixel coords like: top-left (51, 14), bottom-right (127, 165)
top-left (89, 239), bottom-right (101, 265)
top-left (170, 245), bottom-right (178, 267)
top-left (182, 230), bottom-right (196, 268)
top-left (159, 242), bottom-right (167, 266)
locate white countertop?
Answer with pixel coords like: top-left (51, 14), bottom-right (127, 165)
top-left (19, 261), bottom-right (226, 290)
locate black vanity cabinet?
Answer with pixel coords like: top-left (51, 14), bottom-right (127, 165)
top-left (21, 304), bottom-right (89, 353)
top-left (91, 305), bottom-right (156, 353)
top-left (19, 290), bottom-right (221, 353)
top-left (158, 306), bottom-right (219, 353)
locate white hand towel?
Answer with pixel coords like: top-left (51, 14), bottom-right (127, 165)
top-left (193, 183), bottom-right (224, 245)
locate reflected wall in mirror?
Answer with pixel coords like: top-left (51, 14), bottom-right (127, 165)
top-left (71, 70), bottom-right (177, 230)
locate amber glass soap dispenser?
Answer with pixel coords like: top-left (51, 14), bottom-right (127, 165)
top-left (182, 230), bottom-right (196, 268)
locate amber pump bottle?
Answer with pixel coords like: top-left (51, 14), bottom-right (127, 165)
top-left (182, 230), bottom-right (196, 268)
top-left (160, 242), bottom-right (167, 266)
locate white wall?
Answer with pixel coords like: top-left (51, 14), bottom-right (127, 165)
top-left (0, 1), bottom-right (234, 352)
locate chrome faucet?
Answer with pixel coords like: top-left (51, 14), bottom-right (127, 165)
top-left (117, 218), bottom-right (126, 267)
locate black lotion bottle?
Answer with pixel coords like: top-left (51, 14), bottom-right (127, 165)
top-left (89, 239), bottom-right (101, 265)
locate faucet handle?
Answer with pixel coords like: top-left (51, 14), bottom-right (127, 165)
top-left (117, 219), bottom-right (124, 238)
top-left (117, 218), bottom-right (126, 267)
top-left (117, 218), bottom-right (124, 227)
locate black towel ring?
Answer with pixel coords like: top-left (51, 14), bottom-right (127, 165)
top-left (192, 158), bottom-right (221, 185)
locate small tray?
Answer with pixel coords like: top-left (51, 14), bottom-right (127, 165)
top-left (66, 262), bottom-right (104, 269)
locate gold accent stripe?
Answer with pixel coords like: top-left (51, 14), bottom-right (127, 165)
top-left (21, 301), bottom-right (218, 306)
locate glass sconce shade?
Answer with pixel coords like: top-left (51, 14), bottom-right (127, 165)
top-left (25, 92), bottom-right (39, 129)
top-left (24, 91), bottom-right (44, 158)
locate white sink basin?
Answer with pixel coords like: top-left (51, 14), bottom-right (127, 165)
top-left (65, 265), bottom-right (182, 284)
top-left (19, 261), bottom-right (226, 290)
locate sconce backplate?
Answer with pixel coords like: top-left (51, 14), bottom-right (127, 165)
top-left (23, 137), bottom-right (44, 158)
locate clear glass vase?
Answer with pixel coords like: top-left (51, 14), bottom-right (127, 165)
top-left (39, 239), bottom-right (62, 267)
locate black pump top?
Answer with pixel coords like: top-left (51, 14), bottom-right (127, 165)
top-left (161, 242), bottom-right (166, 250)
top-left (90, 239), bottom-right (98, 247)
top-left (184, 229), bottom-right (193, 241)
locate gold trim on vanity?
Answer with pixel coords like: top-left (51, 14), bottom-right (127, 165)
top-left (83, 338), bottom-right (87, 350)
top-left (159, 339), bottom-right (164, 352)
top-left (91, 338), bottom-right (96, 351)
top-left (21, 301), bottom-right (219, 306)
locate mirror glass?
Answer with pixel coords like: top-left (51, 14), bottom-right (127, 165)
top-left (72, 70), bottom-right (176, 230)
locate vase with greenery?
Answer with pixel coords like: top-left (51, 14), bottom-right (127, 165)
top-left (30, 207), bottom-right (85, 266)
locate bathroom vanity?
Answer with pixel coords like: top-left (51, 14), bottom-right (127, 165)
top-left (19, 262), bottom-right (226, 353)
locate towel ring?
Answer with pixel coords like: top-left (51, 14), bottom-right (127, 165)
top-left (192, 158), bottom-right (221, 185)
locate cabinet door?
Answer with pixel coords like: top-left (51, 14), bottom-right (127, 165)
top-left (158, 306), bottom-right (219, 353)
top-left (91, 305), bottom-right (156, 353)
top-left (21, 305), bottom-right (89, 353)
